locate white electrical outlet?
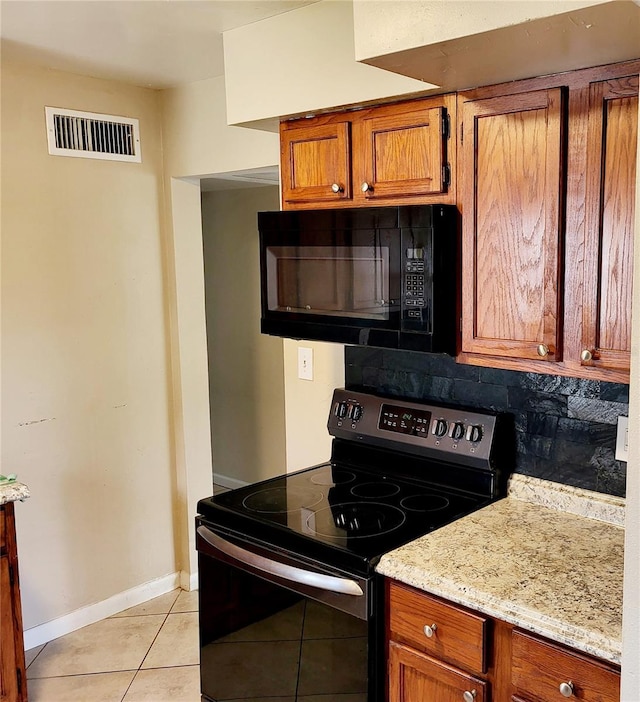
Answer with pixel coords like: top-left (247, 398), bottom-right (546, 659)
top-left (298, 346), bottom-right (313, 381)
top-left (615, 416), bottom-right (629, 462)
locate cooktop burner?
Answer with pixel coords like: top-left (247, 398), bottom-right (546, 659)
top-left (242, 486), bottom-right (324, 513)
top-left (308, 502), bottom-right (406, 539)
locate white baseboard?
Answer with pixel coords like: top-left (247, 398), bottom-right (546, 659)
top-left (24, 572), bottom-right (184, 651)
top-left (179, 569), bottom-right (199, 591)
top-left (213, 473), bottom-right (249, 490)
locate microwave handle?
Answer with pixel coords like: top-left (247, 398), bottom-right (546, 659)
top-left (197, 525), bottom-right (364, 597)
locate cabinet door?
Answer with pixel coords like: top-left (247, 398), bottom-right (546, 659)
top-left (354, 101), bottom-right (448, 201)
top-left (389, 641), bottom-right (488, 702)
top-left (581, 75), bottom-right (638, 373)
top-left (461, 88), bottom-right (565, 362)
top-left (280, 121), bottom-right (351, 205)
top-left (1, 504), bottom-right (27, 702)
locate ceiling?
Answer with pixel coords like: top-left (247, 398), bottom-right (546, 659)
top-left (0, 0), bottom-right (319, 89)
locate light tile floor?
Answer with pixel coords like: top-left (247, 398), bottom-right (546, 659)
top-left (25, 588), bottom-right (200, 702)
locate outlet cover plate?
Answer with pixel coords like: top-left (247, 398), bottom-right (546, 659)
top-left (615, 415), bottom-right (629, 462)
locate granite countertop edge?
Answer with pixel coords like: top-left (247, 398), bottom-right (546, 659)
top-left (376, 474), bottom-right (624, 666)
top-left (0, 481), bottom-right (31, 505)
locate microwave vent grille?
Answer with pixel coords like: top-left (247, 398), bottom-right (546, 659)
top-left (45, 107), bottom-right (141, 163)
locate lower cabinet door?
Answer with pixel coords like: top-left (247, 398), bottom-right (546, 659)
top-left (389, 641), bottom-right (488, 702)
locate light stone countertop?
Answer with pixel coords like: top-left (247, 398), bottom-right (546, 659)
top-left (376, 474), bottom-right (624, 665)
top-left (0, 481), bottom-right (31, 505)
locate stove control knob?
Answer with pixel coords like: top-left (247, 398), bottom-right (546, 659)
top-left (432, 418), bottom-right (448, 437)
top-left (352, 404), bottom-right (364, 421)
top-left (334, 401), bottom-right (348, 419)
top-left (465, 424), bottom-right (483, 443)
top-left (449, 421), bottom-right (465, 441)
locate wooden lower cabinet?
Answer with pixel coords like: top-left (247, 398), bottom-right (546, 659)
top-left (387, 580), bottom-right (620, 702)
top-left (389, 641), bottom-right (488, 702)
top-left (0, 502), bottom-right (28, 702)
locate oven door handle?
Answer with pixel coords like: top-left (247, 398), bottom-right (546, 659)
top-left (197, 526), bottom-right (364, 597)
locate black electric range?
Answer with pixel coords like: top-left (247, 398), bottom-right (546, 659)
top-left (196, 389), bottom-right (511, 702)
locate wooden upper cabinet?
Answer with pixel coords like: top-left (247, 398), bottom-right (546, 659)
top-left (461, 88), bottom-right (565, 362)
top-left (280, 94), bottom-right (456, 210)
top-left (353, 102), bottom-right (448, 201)
top-left (280, 120), bottom-right (352, 205)
top-left (581, 75), bottom-right (638, 374)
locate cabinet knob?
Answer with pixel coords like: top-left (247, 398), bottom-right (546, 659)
top-left (581, 349), bottom-right (593, 362)
top-left (331, 183), bottom-right (344, 193)
top-left (537, 344), bottom-right (550, 357)
top-left (559, 681), bottom-right (574, 697)
top-left (423, 623), bottom-right (437, 638)
top-left (361, 181), bottom-right (373, 193)
top-left (463, 690), bottom-right (477, 702)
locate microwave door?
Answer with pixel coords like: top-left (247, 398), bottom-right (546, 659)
top-left (268, 245), bottom-right (391, 322)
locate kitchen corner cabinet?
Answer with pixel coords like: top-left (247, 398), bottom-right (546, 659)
top-left (280, 94), bottom-right (457, 209)
top-left (458, 61), bottom-right (639, 383)
top-left (387, 580), bottom-right (620, 702)
top-left (1, 502), bottom-right (28, 702)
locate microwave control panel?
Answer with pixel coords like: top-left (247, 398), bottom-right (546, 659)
top-left (401, 235), bottom-right (431, 333)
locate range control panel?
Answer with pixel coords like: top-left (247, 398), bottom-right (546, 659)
top-left (328, 388), bottom-right (498, 468)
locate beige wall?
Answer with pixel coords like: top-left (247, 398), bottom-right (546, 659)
top-left (222, 0), bottom-right (432, 129)
top-left (161, 74), bottom-right (279, 177)
top-left (201, 186), bottom-right (286, 486)
top-left (283, 340), bottom-right (345, 472)
top-left (1, 62), bottom-right (175, 629)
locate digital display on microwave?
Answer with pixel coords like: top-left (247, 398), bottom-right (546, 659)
top-left (266, 245), bottom-right (392, 321)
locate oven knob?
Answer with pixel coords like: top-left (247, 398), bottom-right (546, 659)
top-left (432, 418), bottom-right (448, 437)
top-left (449, 422), bottom-right (465, 441)
top-left (465, 424), bottom-right (483, 443)
top-left (352, 404), bottom-right (364, 421)
top-left (334, 401), bottom-right (348, 419)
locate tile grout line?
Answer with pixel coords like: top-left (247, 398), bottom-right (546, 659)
top-left (118, 591), bottom-right (182, 702)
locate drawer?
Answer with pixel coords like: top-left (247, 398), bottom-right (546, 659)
top-left (512, 630), bottom-right (620, 702)
top-left (388, 581), bottom-right (488, 673)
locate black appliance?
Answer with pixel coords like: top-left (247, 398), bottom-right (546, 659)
top-left (258, 205), bottom-right (459, 353)
top-left (196, 388), bottom-right (510, 702)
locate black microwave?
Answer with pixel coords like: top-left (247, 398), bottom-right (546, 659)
top-left (258, 205), bottom-right (459, 353)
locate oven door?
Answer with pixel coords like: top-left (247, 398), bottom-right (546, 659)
top-left (196, 521), bottom-right (383, 702)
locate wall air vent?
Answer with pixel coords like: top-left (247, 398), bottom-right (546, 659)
top-left (45, 107), bottom-right (141, 163)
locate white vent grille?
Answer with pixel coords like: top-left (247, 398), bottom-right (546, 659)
top-left (45, 107), bottom-right (141, 162)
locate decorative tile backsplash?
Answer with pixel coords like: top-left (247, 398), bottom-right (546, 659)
top-left (344, 347), bottom-right (629, 497)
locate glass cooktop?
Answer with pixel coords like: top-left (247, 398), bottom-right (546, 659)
top-left (197, 461), bottom-right (489, 576)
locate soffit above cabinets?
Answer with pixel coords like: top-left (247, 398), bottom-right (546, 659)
top-left (355, 1), bottom-right (640, 92)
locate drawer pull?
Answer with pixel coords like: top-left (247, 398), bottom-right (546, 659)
top-left (423, 623), bottom-right (437, 638)
top-left (463, 690), bottom-right (477, 702)
top-left (559, 681), bottom-right (574, 697)
top-left (331, 183), bottom-right (344, 193)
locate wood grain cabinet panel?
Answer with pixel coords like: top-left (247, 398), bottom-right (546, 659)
top-left (511, 630), bottom-right (620, 702)
top-left (389, 642), bottom-right (488, 702)
top-left (280, 121), bottom-right (352, 205)
top-left (461, 88), bottom-right (565, 362)
top-left (353, 104), bottom-right (447, 201)
top-left (581, 75), bottom-right (638, 374)
top-left (280, 94), bottom-right (456, 210)
top-left (388, 581), bottom-right (488, 673)
top-left (0, 503), bottom-right (28, 702)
